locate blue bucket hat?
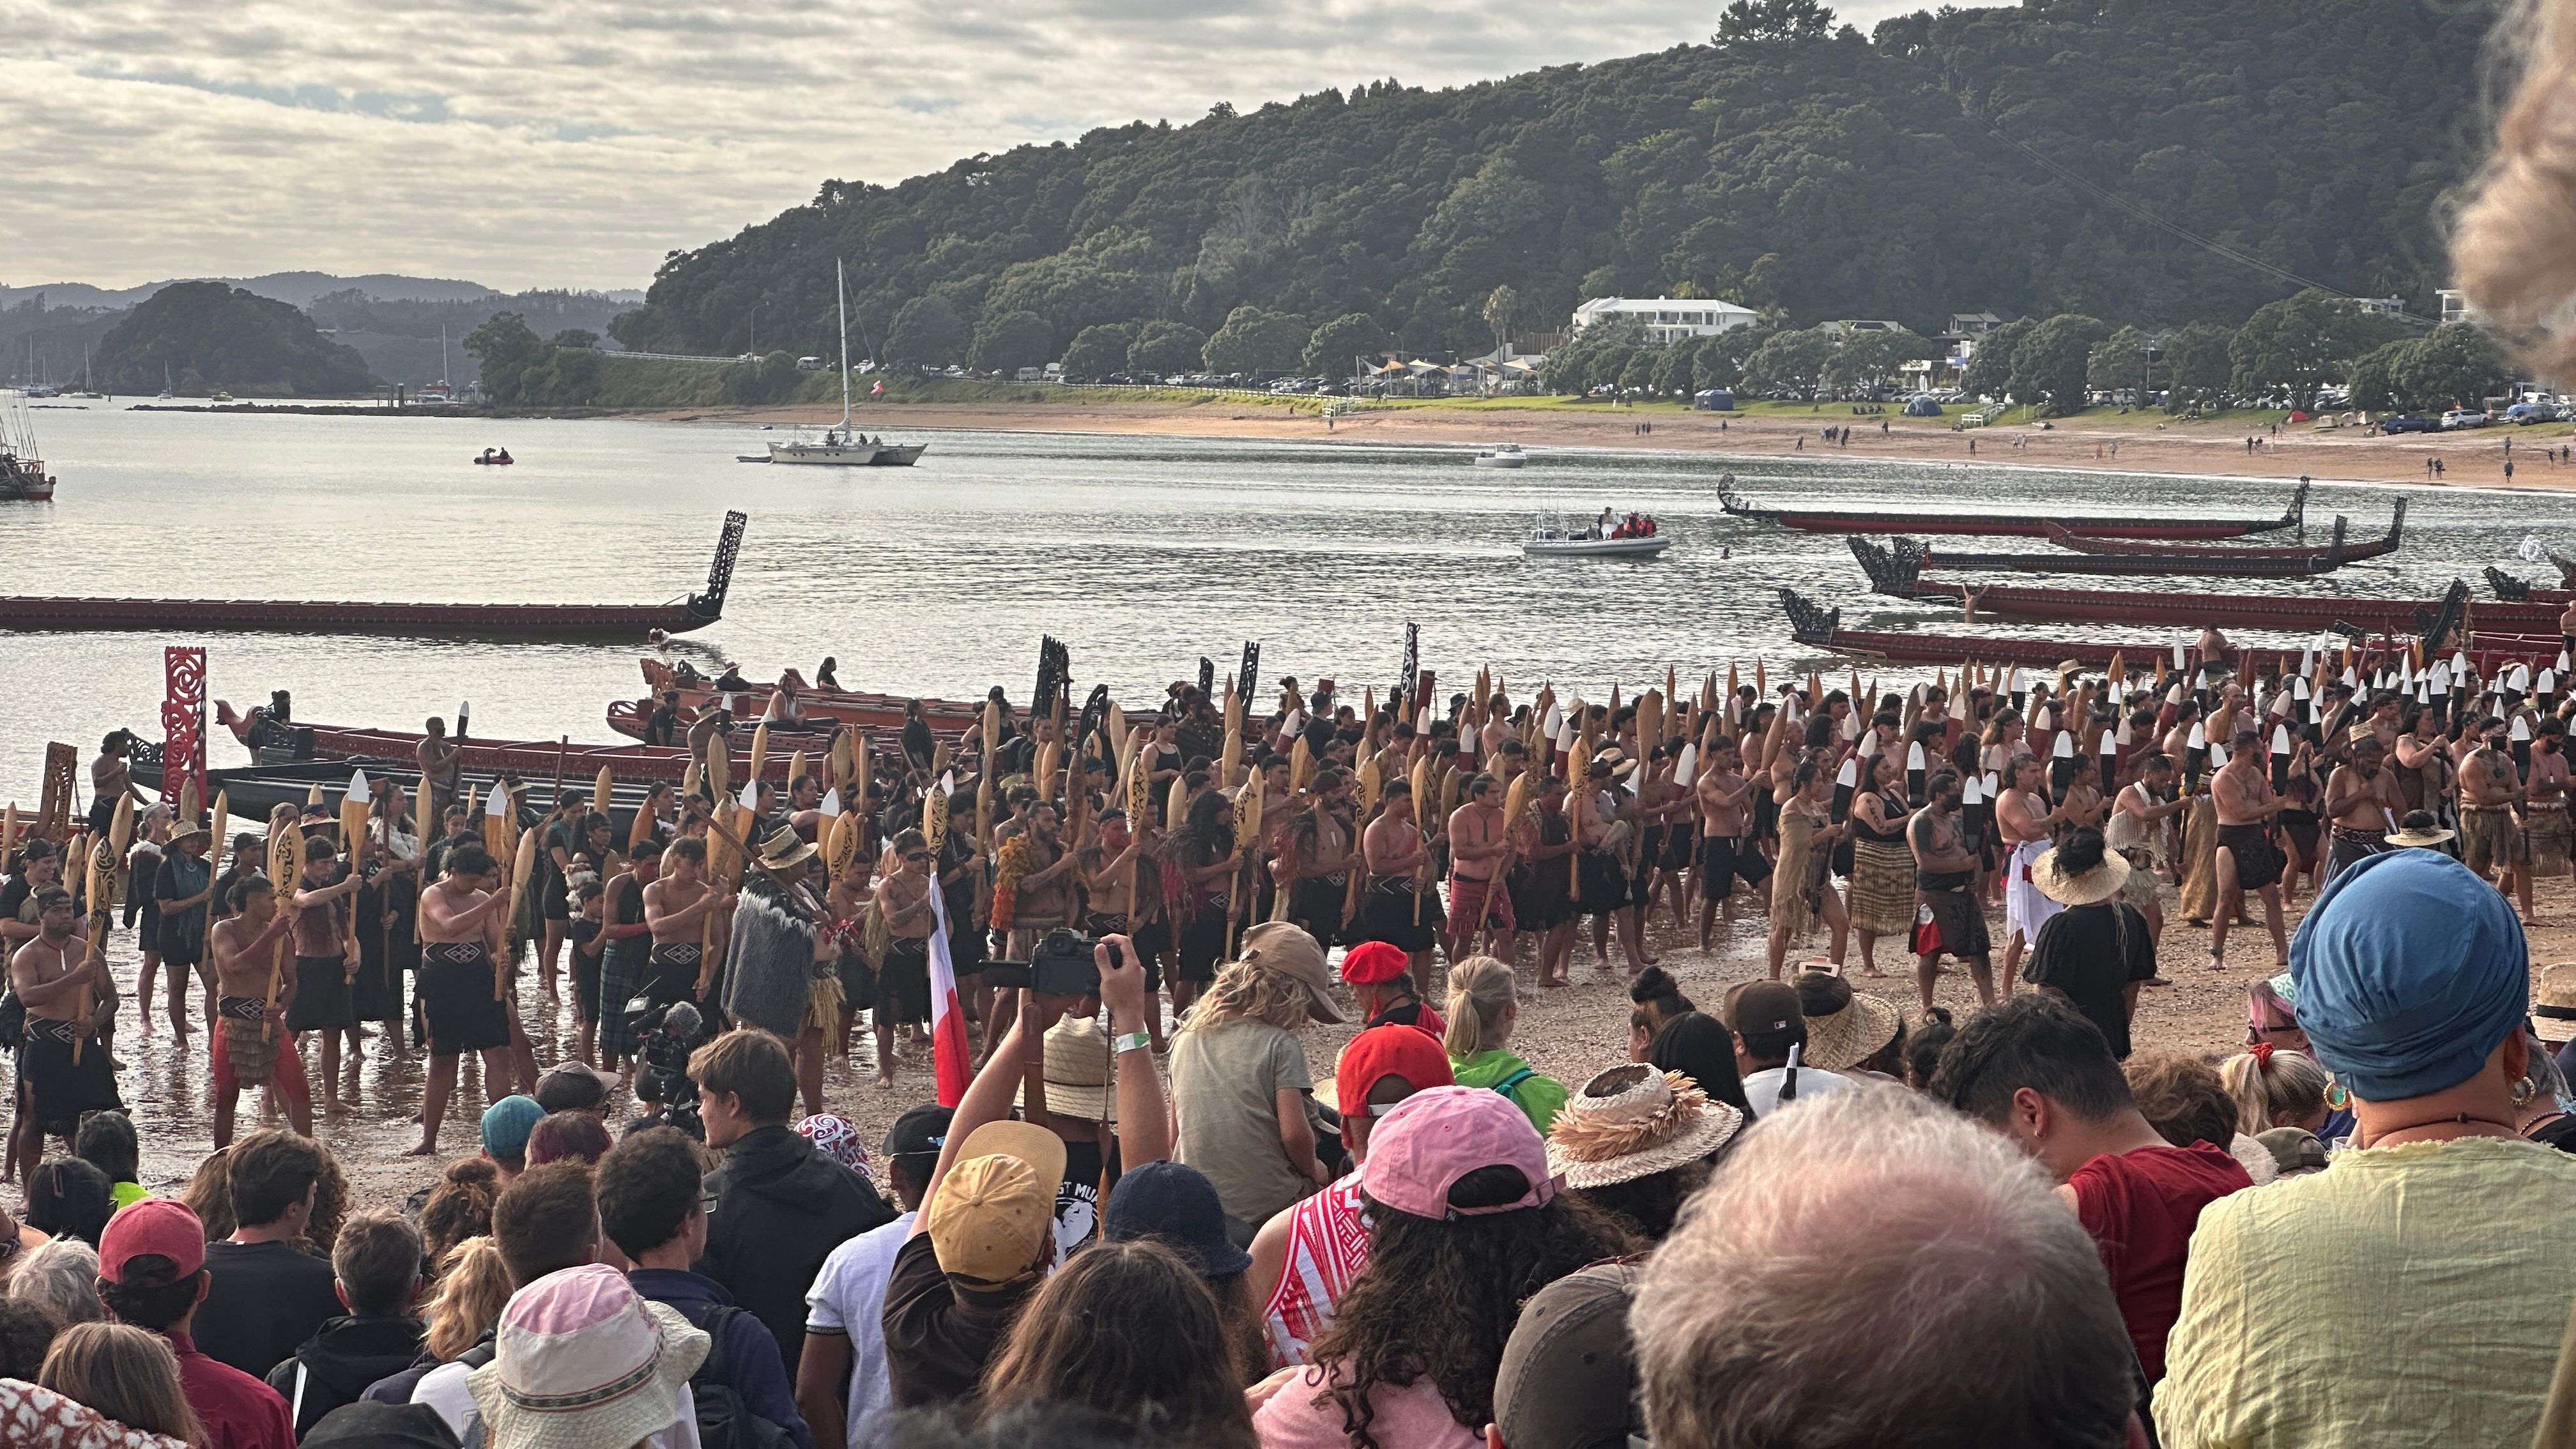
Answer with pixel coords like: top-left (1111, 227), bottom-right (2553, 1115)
top-left (2287, 848), bottom-right (2528, 1101)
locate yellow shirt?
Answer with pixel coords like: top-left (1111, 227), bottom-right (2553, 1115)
top-left (2154, 1136), bottom-right (2576, 1448)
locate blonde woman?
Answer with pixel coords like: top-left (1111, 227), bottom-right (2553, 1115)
top-left (424, 1236), bottom-right (513, 1364)
top-left (1170, 922), bottom-right (1345, 1237)
top-left (2218, 1045), bottom-right (2333, 1138)
top-left (40, 1321), bottom-right (204, 1446)
top-left (1446, 955), bottom-right (1568, 1132)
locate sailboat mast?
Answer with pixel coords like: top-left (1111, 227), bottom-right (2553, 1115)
top-left (837, 259), bottom-right (852, 432)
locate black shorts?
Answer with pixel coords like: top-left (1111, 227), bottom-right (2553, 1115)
top-left (945, 909), bottom-right (986, 977)
top-left (571, 947), bottom-right (602, 1023)
top-left (286, 955), bottom-right (355, 1033)
top-left (1920, 887), bottom-right (1989, 960)
top-left (20, 1021), bottom-right (119, 1134)
top-left (1085, 913), bottom-right (1160, 990)
top-left (158, 922), bottom-right (204, 968)
top-left (1660, 825), bottom-right (1694, 872)
top-left (1290, 878), bottom-right (1347, 945)
top-left (420, 942), bottom-right (511, 1055)
top-left (2219, 824), bottom-right (2285, 891)
top-left (877, 937), bottom-right (932, 1025)
top-left (1698, 835), bottom-right (1772, 894)
top-left (1577, 850), bottom-right (1630, 916)
top-left (1177, 907), bottom-right (1227, 983)
top-left (1354, 882), bottom-right (1439, 953)
top-left (645, 942), bottom-right (704, 1009)
top-left (838, 951), bottom-right (875, 1013)
top-left (542, 875), bottom-right (572, 922)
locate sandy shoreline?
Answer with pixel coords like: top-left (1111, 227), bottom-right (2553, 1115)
top-left (685, 395), bottom-right (2576, 493)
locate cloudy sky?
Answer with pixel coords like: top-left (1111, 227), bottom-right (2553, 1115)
top-left (1, 1), bottom-right (1927, 294)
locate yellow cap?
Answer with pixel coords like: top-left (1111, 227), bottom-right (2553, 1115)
top-left (924, 1121), bottom-right (1065, 1286)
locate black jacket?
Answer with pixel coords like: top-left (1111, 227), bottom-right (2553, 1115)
top-left (267, 1315), bottom-right (429, 1437)
top-left (697, 1124), bottom-right (896, 1375)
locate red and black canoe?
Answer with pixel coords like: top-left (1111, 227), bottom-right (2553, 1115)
top-left (0, 512), bottom-right (745, 640)
top-left (1717, 477), bottom-right (2306, 540)
top-left (2045, 502), bottom-right (2402, 561)
top-left (218, 712), bottom-right (801, 786)
top-left (634, 658), bottom-right (981, 735)
top-left (2487, 567), bottom-right (2576, 606)
top-left (1909, 511), bottom-right (2394, 579)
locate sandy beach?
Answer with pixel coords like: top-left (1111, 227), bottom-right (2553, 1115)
top-left (700, 392), bottom-right (2576, 493)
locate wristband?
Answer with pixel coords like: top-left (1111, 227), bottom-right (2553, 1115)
top-left (1112, 1030), bottom-right (1153, 1055)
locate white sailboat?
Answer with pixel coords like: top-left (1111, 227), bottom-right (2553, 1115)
top-left (768, 261), bottom-right (881, 465)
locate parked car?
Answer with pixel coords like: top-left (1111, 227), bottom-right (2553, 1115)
top-left (2508, 402), bottom-right (2558, 425)
top-left (2380, 414), bottom-right (2441, 434)
top-left (2441, 408), bottom-right (2492, 430)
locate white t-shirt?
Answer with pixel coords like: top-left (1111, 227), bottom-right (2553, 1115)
top-left (415, 1358), bottom-right (701, 1449)
top-left (804, 1210), bottom-right (917, 1449)
top-left (1741, 1065), bottom-right (1857, 1117)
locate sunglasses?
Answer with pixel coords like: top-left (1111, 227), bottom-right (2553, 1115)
top-left (903, 851), bottom-right (930, 862)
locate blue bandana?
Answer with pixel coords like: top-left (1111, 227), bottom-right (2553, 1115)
top-left (2287, 849), bottom-right (2527, 1101)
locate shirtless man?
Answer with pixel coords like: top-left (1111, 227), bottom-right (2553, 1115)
top-left (2211, 726), bottom-right (2291, 969)
top-left (643, 838), bottom-right (735, 1009)
top-left (2108, 751), bottom-right (2190, 951)
top-left (406, 843), bottom-right (517, 1156)
top-left (288, 836), bottom-right (367, 1114)
top-left (1630, 746), bottom-right (1695, 936)
top-left (1279, 770), bottom-right (1358, 952)
top-left (1694, 740), bottom-right (1768, 947)
top-left (2322, 731), bottom-right (2406, 880)
top-left (1996, 755), bottom-right (2067, 995)
top-left (417, 718), bottom-right (463, 821)
top-left (206, 873), bottom-right (310, 1146)
top-left (1359, 780), bottom-right (1436, 990)
top-left (2528, 719), bottom-right (2573, 900)
top-left (1908, 772), bottom-right (1993, 1013)
top-left (88, 731), bottom-right (144, 838)
top-left (1444, 774), bottom-right (1514, 974)
top-left (2458, 719), bottom-right (2533, 923)
top-left (1478, 696), bottom-right (1514, 765)
top-left (1007, 803), bottom-right (1078, 960)
top-left (9, 887), bottom-right (123, 1181)
top-left (870, 830), bottom-right (939, 1087)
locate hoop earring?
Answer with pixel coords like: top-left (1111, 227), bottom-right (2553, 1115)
top-left (2513, 1076), bottom-right (2538, 1109)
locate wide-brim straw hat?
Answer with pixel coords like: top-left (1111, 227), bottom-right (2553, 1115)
top-left (1042, 1013), bottom-right (1116, 1123)
top-left (2389, 822), bottom-right (2456, 847)
top-left (756, 825), bottom-right (816, 870)
top-left (1545, 1064), bottom-right (1742, 1190)
top-left (1800, 988), bottom-right (1903, 1073)
top-left (467, 1268), bottom-right (709, 1449)
top-left (2031, 843), bottom-right (2131, 907)
top-left (2536, 964), bottom-right (2576, 1044)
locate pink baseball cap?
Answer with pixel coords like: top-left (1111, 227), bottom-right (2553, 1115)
top-left (1362, 1084), bottom-right (1560, 1221)
top-left (99, 1199), bottom-right (206, 1282)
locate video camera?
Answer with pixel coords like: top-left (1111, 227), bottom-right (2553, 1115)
top-left (625, 998), bottom-right (712, 1140)
top-left (979, 927), bottom-right (1121, 999)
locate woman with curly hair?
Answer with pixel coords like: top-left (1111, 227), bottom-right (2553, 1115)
top-left (1171, 922), bottom-right (1342, 1236)
top-left (980, 1239), bottom-right (1256, 1448)
top-left (1251, 1086), bottom-right (1632, 1449)
top-left (417, 1157), bottom-right (502, 1275)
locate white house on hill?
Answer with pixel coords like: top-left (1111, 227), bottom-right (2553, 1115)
top-left (1570, 297), bottom-right (1759, 343)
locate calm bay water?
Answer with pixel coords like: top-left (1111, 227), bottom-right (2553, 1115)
top-left (1, 402), bottom-right (2568, 804)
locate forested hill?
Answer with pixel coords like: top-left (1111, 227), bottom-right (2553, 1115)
top-left (610, 0), bottom-right (2488, 367)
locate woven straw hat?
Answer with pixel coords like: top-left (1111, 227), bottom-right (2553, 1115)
top-left (1042, 1014), bottom-right (1116, 1123)
top-left (1544, 1064), bottom-right (1742, 1190)
top-left (1795, 972), bottom-right (1902, 1073)
top-left (2536, 963), bottom-right (2576, 1043)
top-left (2031, 840), bottom-right (2131, 907)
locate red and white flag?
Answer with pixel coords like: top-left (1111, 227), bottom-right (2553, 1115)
top-left (923, 875), bottom-right (974, 1105)
top-left (870, 379), bottom-right (885, 396)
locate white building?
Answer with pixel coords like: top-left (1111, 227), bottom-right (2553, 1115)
top-left (1570, 297), bottom-right (1759, 344)
top-left (2438, 289), bottom-right (2476, 325)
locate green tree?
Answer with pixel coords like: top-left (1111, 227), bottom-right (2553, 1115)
top-left (1650, 342), bottom-right (1697, 395)
top-left (1714, 0), bottom-right (1836, 45)
top-left (1202, 306), bottom-right (1308, 374)
top-left (1059, 323), bottom-right (1136, 379)
top-left (968, 309), bottom-right (1055, 373)
top-left (463, 312), bottom-right (548, 404)
top-left (884, 296), bottom-right (969, 372)
top-left (2389, 324), bottom-right (2510, 413)
top-left (719, 350), bottom-right (802, 406)
top-left (1742, 326), bottom-right (1837, 400)
top-left (1692, 325), bottom-right (1772, 391)
top-left (1128, 319), bottom-right (1209, 377)
top-left (1482, 285), bottom-right (1520, 356)
top-left (1304, 312), bottom-right (1392, 378)
top-left (1821, 326), bottom-right (1933, 393)
top-left (2085, 326), bottom-right (2154, 396)
top-left (2346, 339), bottom-right (2407, 411)
top-left (1958, 318), bottom-right (2034, 402)
top-left (2159, 321), bottom-right (2237, 408)
top-left (2007, 314), bottom-right (2110, 414)
top-left (2228, 289), bottom-right (2407, 410)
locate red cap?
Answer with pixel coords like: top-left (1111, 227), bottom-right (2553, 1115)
top-left (98, 1199), bottom-right (206, 1282)
top-left (1335, 1022), bottom-right (1454, 1121)
top-left (1338, 941), bottom-right (1411, 986)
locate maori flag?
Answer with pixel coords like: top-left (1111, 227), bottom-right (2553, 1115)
top-left (1236, 641), bottom-right (1261, 730)
top-left (1198, 657), bottom-right (1215, 700)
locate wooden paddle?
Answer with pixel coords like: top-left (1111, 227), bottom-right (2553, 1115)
top-left (263, 806), bottom-right (298, 1042)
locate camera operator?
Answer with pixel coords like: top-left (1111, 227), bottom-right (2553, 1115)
top-left (624, 998), bottom-right (710, 1140)
top-left (694, 1027), bottom-right (896, 1376)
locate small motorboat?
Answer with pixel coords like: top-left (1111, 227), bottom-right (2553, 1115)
top-left (473, 450), bottom-right (516, 466)
top-left (735, 454), bottom-right (774, 464)
top-left (1471, 443), bottom-right (1528, 468)
top-left (1523, 520), bottom-right (1673, 558)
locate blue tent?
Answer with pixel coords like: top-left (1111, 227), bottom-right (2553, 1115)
top-left (1903, 395), bottom-right (1944, 417)
top-left (1694, 388), bottom-right (1736, 411)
